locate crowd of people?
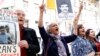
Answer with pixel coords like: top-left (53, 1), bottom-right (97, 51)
top-left (17, 2), bottom-right (100, 56)
top-left (1, 1), bottom-right (100, 56)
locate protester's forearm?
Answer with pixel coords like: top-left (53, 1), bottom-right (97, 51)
top-left (73, 3), bottom-right (83, 35)
top-left (38, 4), bottom-right (44, 27)
top-left (38, 11), bottom-right (43, 27)
top-left (73, 11), bottom-right (81, 35)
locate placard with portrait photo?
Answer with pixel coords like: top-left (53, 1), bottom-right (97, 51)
top-left (0, 9), bottom-right (20, 56)
top-left (56, 0), bottom-right (73, 20)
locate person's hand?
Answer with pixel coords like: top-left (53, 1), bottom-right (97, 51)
top-left (18, 40), bottom-right (29, 49)
top-left (79, 2), bottom-right (83, 12)
top-left (39, 3), bottom-right (45, 13)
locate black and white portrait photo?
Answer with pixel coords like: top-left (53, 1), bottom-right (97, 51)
top-left (56, 0), bottom-right (73, 19)
top-left (56, 0), bottom-right (73, 36)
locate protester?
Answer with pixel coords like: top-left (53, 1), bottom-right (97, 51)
top-left (38, 2), bottom-right (79, 56)
top-left (15, 10), bottom-right (40, 56)
top-left (71, 3), bottom-right (95, 56)
top-left (86, 29), bottom-right (100, 55)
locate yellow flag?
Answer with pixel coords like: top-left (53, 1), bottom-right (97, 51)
top-left (47, 0), bottom-right (56, 9)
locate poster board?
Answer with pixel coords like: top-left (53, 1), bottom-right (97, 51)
top-left (56, 0), bottom-right (73, 35)
top-left (56, 0), bottom-right (73, 20)
top-left (0, 9), bottom-right (20, 56)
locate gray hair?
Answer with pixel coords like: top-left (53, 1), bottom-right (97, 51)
top-left (46, 22), bottom-right (59, 34)
top-left (46, 24), bottom-right (52, 34)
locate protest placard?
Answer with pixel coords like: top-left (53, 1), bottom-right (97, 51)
top-left (0, 9), bottom-right (20, 56)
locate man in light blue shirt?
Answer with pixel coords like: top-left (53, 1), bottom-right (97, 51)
top-left (0, 26), bottom-right (9, 44)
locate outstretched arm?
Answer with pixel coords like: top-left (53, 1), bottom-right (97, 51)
top-left (38, 3), bottom-right (50, 43)
top-left (73, 2), bottom-right (83, 35)
top-left (38, 3), bottom-right (45, 27)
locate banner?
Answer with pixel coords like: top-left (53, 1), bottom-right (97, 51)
top-left (0, 9), bottom-right (20, 56)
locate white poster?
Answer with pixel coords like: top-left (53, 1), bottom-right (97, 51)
top-left (56, 0), bottom-right (73, 36)
top-left (56, 0), bottom-right (73, 20)
top-left (0, 9), bottom-right (20, 56)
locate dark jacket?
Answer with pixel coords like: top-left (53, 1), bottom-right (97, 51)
top-left (22, 27), bottom-right (40, 56)
top-left (39, 27), bottom-right (77, 56)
